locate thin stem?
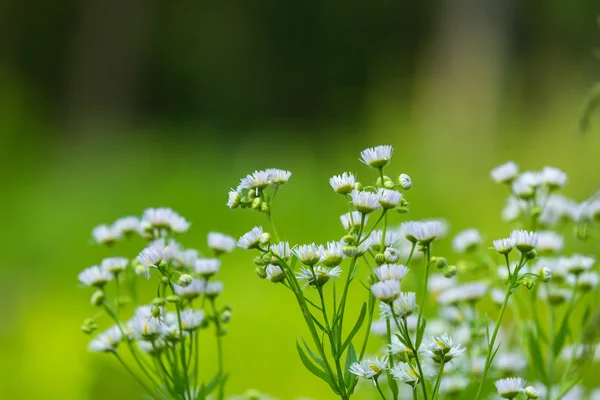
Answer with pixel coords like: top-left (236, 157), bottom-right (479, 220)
top-left (385, 318), bottom-right (399, 399)
top-left (405, 243), bottom-right (416, 265)
top-left (358, 211), bottom-right (387, 245)
top-left (391, 314), bottom-right (428, 399)
top-left (431, 361), bottom-right (445, 399)
top-left (210, 298), bottom-right (225, 400)
top-left (113, 352), bottom-right (156, 397)
top-left (416, 244), bottom-right (431, 342)
top-left (374, 379), bottom-right (389, 400)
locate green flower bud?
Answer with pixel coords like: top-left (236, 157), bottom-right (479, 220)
top-left (522, 278), bottom-right (534, 290)
top-left (253, 256), bottom-right (266, 266)
top-left (259, 232), bottom-right (271, 246)
top-left (383, 180), bottom-right (395, 189)
top-left (524, 386), bottom-right (540, 399)
top-left (354, 182), bottom-right (363, 191)
top-left (526, 250), bottom-right (537, 260)
top-left (135, 264), bottom-right (148, 277)
top-left (81, 318), bottom-right (98, 335)
top-left (153, 297), bottom-right (166, 306)
top-left (260, 203), bottom-right (270, 213)
top-left (443, 265), bottom-right (457, 278)
top-left (541, 267), bottom-right (552, 283)
top-left (375, 253), bottom-right (387, 266)
top-left (255, 266), bottom-right (267, 279)
top-left (343, 235), bottom-right (357, 245)
top-left (166, 295), bottom-right (180, 304)
top-left (342, 245), bottom-right (358, 257)
top-left (431, 257), bottom-right (448, 270)
top-left (161, 276), bottom-right (170, 285)
top-left (178, 274), bottom-right (193, 287)
top-left (91, 290), bottom-right (105, 307)
top-left (251, 197), bottom-right (262, 209)
top-left (221, 310), bottom-right (232, 323)
top-left (394, 206), bottom-right (409, 214)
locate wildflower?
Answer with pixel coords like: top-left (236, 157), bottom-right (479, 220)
top-left (360, 145), bottom-right (393, 168)
top-left (370, 230), bottom-right (401, 250)
top-left (371, 280), bottom-right (401, 303)
top-left (195, 258), bottom-right (221, 278)
top-left (510, 230), bottom-right (538, 253)
top-left (294, 243), bottom-right (322, 266)
top-left (399, 174), bottom-right (412, 190)
top-left (269, 241), bottom-right (291, 263)
top-left (390, 362), bottom-right (422, 387)
top-left (543, 287), bottom-right (571, 306)
top-left (329, 172), bottom-right (356, 194)
top-left (238, 226), bottom-right (264, 250)
top-left (388, 336), bottom-right (413, 357)
top-left (79, 266), bottom-right (113, 287)
top-left (377, 188), bottom-right (403, 209)
top-left (493, 238), bottom-right (515, 255)
top-left (227, 189), bottom-right (242, 208)
top-left (297, 266), bottom-right (341, 288)
top-left (350, 189), bottom-right (380, 214)
top-left (491, 161), bottom-right (519, 184)
top-left (495, 377), bottom-right (526, 399)
top-left (536, 231), bottom-right (563, 254)
top-left (384, 247), bottom-right (400, 263)
top-left (319, 241), bottom-right (345, 267)
top-left (565, 254), bottom-right (595, 275)
top-left (128, 313), bottom-right (162, 340)
top-left (204, 281), bottom-right (224, 298)
top-left (437, 282), bottom-right (488, 305)
top-left (141, 208), bottom-right (190, 234)
top-left (524, 386), bottom-right (540, 399)
top-left (88, 326), bottom-right (122, 352)
top-left (452, 229), bottom-right (481, 253)
top-left (340, 211), bottom-right (366, 231)
top-left (114, 216), bottom-right (140, 236)
top-left (380, 292), bottom-right (417, 318)
top-left (401, 221), bottom-right (444, 244)
top-left (266, 264), bottom-right (285, 283)
top-left (207, 232), bottom-right (236, 254)
top-left (92, 224), bottom-right (121, 246)
top-left (495, 353), bottom-right (527, 375)
top-left (266, 168), bottom-right (292, 185)
top-left (540, 267), bottom-right (553, 282)
top-left (137, 240), bottom-right (173, 271)
top-left (567, 271), bottom-right (599, 292)
top-left (137, 339), bottom-right (166, 355)
top-left (374, 264), bottom-right (409, 282)
top-left (180, 309), bottom-right (205, 331)
top-left (439, 376), bottom-right (469, 395)
top-left (101, 257), bottom-right (129, 275)
top-left (239, 170), bottom-right (273, 190)
top-left (428, 275), bottom-right (456, 294)
top-left (177, 274), bottom-right (193, 287)
top-left (174, 279), bottom-right (205, 300)
top-left (349, 356), bottom-right (388, 380)
top-left (502, 197), bottom-right (527, 222)
top-left (541, 166), bottom-right (567, 190)
top-left (424, 333), bottom-right (466, 364)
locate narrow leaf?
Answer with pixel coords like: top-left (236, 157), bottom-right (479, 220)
top-left (340, 303), bottom-right (367, 354)
top-left (344, 343), bottom-right (358, 390)
top-left (296, 340), bottom-right (340, 394)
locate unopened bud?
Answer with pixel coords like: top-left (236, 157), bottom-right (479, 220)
top-left (375, 253), bottom-right (387, 266)
top-left (526, 250), bottom-right (537, 260)
top-left (81, 318), bottom-right (98, 335)
top-left (135, 264), bottom-right (148, 277)
top-left (160, 276), bottom-right (170, 285)
top-left (255, 266), bottom-right (267, 279)
top-left (253, 256), bottom-right (266, 266)
top-left (343, 235), bottom-right (357, 245)
top-left (354, 182), bottom-right (363, 191)
top-left (91, 290), bottom-right (105, 307)
top-left (383, 180), bottom-right (395, 189)
top-left (259, 232), bottom-right (271, 245)
top-left (399, 174), bottom-right (412, 190)
top-left (166, 295), bottom-right (180, 304)
top-left (342, 245), bottom-right (358, 257)
top-left (524, 386), bottom-right (540, 399)
top-left (443, 265), bottom-right (457, 278)
top-left (178, 274), bottom-right (193, 287)
top-left (260, 203), bottom-right (270, 213)
top-left (152, 297), bottom-right (166, 306)
top-left (431, 257), bottom-right (447, 270)
top-left (251, 197), bottom-right (262, 210)
top-left (523, 278), bottom-right (534, 290)
top-left (541, 267), bottom-right (553, 283)
top-left (221, 310), bottom-right (232, 323)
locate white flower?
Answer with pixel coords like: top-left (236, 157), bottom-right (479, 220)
top-left (502, 197), bottom-right (527, 222)
top-left (100, 257), bottom-right (129, 275)
top-left (380, 292), bottom-right (417, 318)
top-left (389, 336), bottom-right (413, 357)
top-left (204, 281), bottom-right (223, 298)
top-left (371, 280), bottom-right (401, 303)
top-left (350, 189), bottom-right (380, 214)
top-left (297, 266), bottom-right (341, 287)
top-left (437, 282), bottom-right (488, 305)
top-left (494, 353), bottom-right (527, 374)
top-left (384, 247), bottom-right (401, 263)
top-left (374, 264), bottom-right (409, 282)
top-left (390, 362), bottom-right (423, 387)
top-left (128, 315), bottom-right (162, 339)
top-left (536, 231), bottom-right (563, 254)
top-left (349, 356), bottom-right (388, 380)
top-left (452, 229), bottom-right (481, 253)
top-left (493, 238), bottom-right (515, 255)
top-left (360, 145), bottom-right (394, 168)
top-left (137, 339), bottom-right (166, 355)
top-left (428, 275), bottom-right (456, 294)
top-left (114, 216), bottom-right (140, 236)
top-left (174, 279), bottom-right (206, 300)
top-left (266, 264), bottom-right (285, 282)
top-left (567, 271), bottom-right (599, 292)
top-left (541, 166), bottom-right (567, 189)
top-left (512, 172), bottom-right (542, 199)
top-left (238, 169), bottom-right (292, 190)
top-left (319, 241), bottom-right (345, 267)
top-left (92, 224), bottom-right (121, 246)
top-left (195, 258), bottom-right (221, 278)
top-left (340, 211), bottom-right (367, 231)
top-left (540, 194), bottom-right (581, 224)
top-left (266, 168), bottom-right (292, 185)
top-left (137, 240), bottom-right (173, 271)
top-left (227, 189), bottom-right (242, 208)
top-left (238, 226), bottom-right (264, 250)
top-left (491, 161), bottom-right (519, 184)
top-left (565, 254), bottom-right (595, 275)
top-left (370, 230), bottom-right (402, 250)
top-left (401, 221), bottom-right (444, 244)
top-left (141, 208), bottom-right (190, 234)
top-left (329, 172), bottom-right (356, 194)
top-left (207, 232), bottom-right (236, 254)
top-left (270, 241), bottom-right (291, 262)
top-left (79, 266), bottom-right (113, 287)
top-left (88, 326), bottom-right (122, 352)
top-left (510, 230), bottom-right (538, 253)
top-left (180, 309), bottom-right (204, 331)
top-left (399, 174), bottom-right (412, 190)
top-left (495, 377), bottom-right (526, 399)
top-left (423, 333), bottom-right (466, 364)
top-left (294, 243), bottom-right (322, 266)
top-left (377, 188), bottom-right (403, 209)
top-left (439, 376), bottom-right (469, 395)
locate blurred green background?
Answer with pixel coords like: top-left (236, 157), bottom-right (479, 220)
top-left (2, 0), bottom-right (600, 399)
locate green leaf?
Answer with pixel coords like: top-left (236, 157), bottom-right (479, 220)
top-left (340, 303), bottom-right (367, 355)
top-left (302, 337), bottom-right (327, 371)
top-left (525, 325), bottom-right (548, 382)
top-left (344, 342), bottom-right (358, 390)
top-left (416, 316), bottom-right (427, 348)
top-left (311, 314), bottom-right (327, 332)
top-left (296, 339), bottom-right (340, 395)
top-left (553, 309), bottom-right (574, 357)
top-left (579, 82), bottom-right (600, 133)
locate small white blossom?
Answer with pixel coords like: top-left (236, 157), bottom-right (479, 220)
top-left (502, 197), bottom-right (527, 222)
top-left (428, 275), bottom-right (456, 294)
top-left (495, 377), bottom-right (526, 399)
top-left (565, 254), bottom-right (595, 275)
top-left (204, 281), bottom-right (223, 298)
top-left (349, 356), bottom-right (388, 380)
top-left (380, 292), bottom-right (417, 318)
top-left (350, 189), bottom-right (380, 214)
top-left (294, 243), bottom-right (322, 266)
top-left (137, 240), bottom-right (173, 271)
top-left (493, 238), bottom-right (515, 255)
top-left (536, 231), bottom-right (563, 254)
top-left (495, 353), bottom-right (527, 375)
top-left (510, 230), bottom-right (538, 253)
top-left (439, 376), bottom-right (469, 395)
top-left (266, 168), bottom-right (292, 185)
top-left (423, 333), bottom-right (466, 364)
top-left (541, 166), bottom-right (567, 189)
top-left (360, 145), bottom-right (394, 168)
top-left (389, 336), bottom-right (413, 357)
top-left (399, 174), bottom-right (412, 190)
top-left (180, 309), bottom-right (205, 331)
top-left (114, 216), bottom-right (140, 236)
top-left (452, 229), bottom-right (481, 253)
top-left (438, 282), bottom-right (488, 305)
top-left (374, 264), bottom-right (409, 282)
top-left (88, 326), bottom-right (122, 352)
top-left (207, 232), bottom-right (236, 254)
top-left (377, 188), bottom-right (402, 209)
top-left (340, 211), bottom-right (367, 231)
top-left (390, 362), bottom-right (430, 387)
top-left (270, 241), bottom-right (291, 262)
top-left (319, 241), bottom-right (345, 267)
top-left (79, 266), bottom-right (113, 287)
top-left (401, 221), bottom-right (444, 244)
top-left (329, 172), bottom-right (356, 194)
top-left (370, 230), bottom-right (402, 250)
top-left (195, 258), bottom-right (221, 278)
top-left (227, 189), bottom-right (242, 208)
top-left (238, 169), bottom-right (291, 190)
top-left (297, 266), bottom-right (341, 288)
top-left (92, 224), bottom-right (121, 246)
top-left (101, 257), bottom-right (129, 275)
top-left (384, 247), bottom-right (401, 263)
top-left (238, 226), bottom-right (264, 250)
top-left (512, 172), bottom-right (542, 199)
top-left (371, 280), bottom-right (401, 303)
top-left (567, 271), bottom-right (599, 292)
top-left (266, 264), bottom-right (285, 282)
top-left (491, 161), bottom-right (519, 184)
top-left (174, 279), bottom-right (206, 300)
top-left (141, 208), bottom-right (190, 234)
top-left (129, 315), bottom-right (162, 339)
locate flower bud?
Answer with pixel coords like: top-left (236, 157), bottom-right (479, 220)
top-left (178, 274), bottom-right (193, 287)
top-left (526, 250), bottom-right (537, 260)
top-left (383, 180), bottom-right (395, 189)
top-left (135, 264), bottom-right (148, 277)
top-left (524, 386), bottom-right (540, 399)
top-left (221, 310), bottom-right (232, 323)
top-left (398, 174), bottom-right (412, 190)
top-left (81, 318), bottom-right (97, 335)
top-left (394, 206), bottom-right (409, 214)
top-left (443, 265), bottom-right (457, 278)
top-left (228, 191), bottom-right (242, 208)
top-left (152, 297), bottom-right (166, 306)
top-left (354, 182), bottom-right (363, 191)
top-left (253, 256), bottom-right (266, 266)
top-left (161, 276), bottom-right (170, 285)
top-left (522, 278), bottom-right (534, 290)
top-left (166, 295), bottom-right (181, 304)
top-left (152, 306), bottom-right (162, 318)
top-left (343, 245), bottom-right (358, 257)
top-left (541, 267), bottom-right (553, 282)
top-left (259, 232), bottom-right (271, 246)
top-left (384, 247), bottom-right (400, 263)
top-left (375, 253), bottom-right (387, 266)
top-left (260, 203), bottom-right (270, 214)
top-left (91, 290), bottom-right (105, 307)
top-left (343, 235), bottom-right (357, 245)
top-left (251, 197), bottom-right (262, 210)
top-left (255, 266), bottom-right (267, 279)
top-left (431, 257), bottom-right (448, 270)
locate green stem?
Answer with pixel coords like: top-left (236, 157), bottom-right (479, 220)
top-left (405, 243), bottom-right (416, 265)
top-left (385, 318), bottom-right (399, 399)
top-left (431, 361), bottom-right (445, 399)
top-left (375, 378), bottom-right (389, 400)
top-left (210, 298), bottom-right (225, 400)
top-left (112, 352), bottom-right (156, 397)
top-left (391, 314), bottom-right (428, 399)
top-left (416, 245), bottom-right (431, 342)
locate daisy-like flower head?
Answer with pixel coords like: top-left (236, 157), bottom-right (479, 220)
top-left (238, 226), bottom-right (264, 250)
top-left (180, 309), bottom-right (205, 331)
top-left (377, 188), bottom-right (403, 209)
top-left (371, 280), bottom-right (401, 303)
top-left (370, 230), bottom-right (402, 251)
top-left (401, 221), bottom-right (444, 244)
top-left (114, 216), bottom-right (140, 236)
top-left (424, 333), bottom-right (466, 364)
top-left (340, 211), bottom-right (367, 231)
top-left (389, 336), bottom-right (414, 358)
top-left (491, 161), bottom-right (519, 184)
top-left (204, 281), bottom-right (223, 299)
top-left (384, 247), bottom-right (401, 263)
top-left (207, 232), bottom-right (236, 254)
top-left (329, 172), bottom-right (356, 195)
top-left (502, 197), bottom-right (527, 222)
top-left (536, 231), bottom-right (563, 255)
top-left (512, 172), bottom-right (542, 200)
top-left (239, 170), bottom-right (273, 190)
top-left (137, 339), bottom-right (166, 355)
top-left (269, 241), bottom-right (291, 263)
top-left (294, 243), bottom-right (322, 266)
top-left (297, 266), bottom-right (341, 288)
top-left (439, 375), bottom-right (469, 395)
top-left (141, 208), bottom-right (190, 234)
top-left (541, 166), bottom-right (567, 190)
top-left (510, 230), bottom-right (538, 253)
top-left (319, 241), bottom-right (345, 267)
top-left (266, 264), bottom-right (285, 283)
top-left (543, 286), bottom-right (571, 306)
top-left (360, 145), bottom-right (393, 168)
top-left (374, 264), bottom-right (410, 282)
top-left (350, 189), bottom-right (380, 214)
top-left (128, 315), bottom-right (162, 340)
top-left (390, 362), bottom-right (421, 387)
top-left (88, 325), bottom-right (123, 352)
top-left (493, 238), bottom-right (515, 255)
top-left (568, 271), bottom-right (599, 292)
top-left (380, 292), bottom-right (417, 318)
top-left (494, 353), bottom-right (528, 375)
top-left (174, 279), bottom-right (206, 300)
top-left (452, 228), bottom-right (482, 253)
top-left (195, 258), bottom-right (221, 278)
top-left (101, 257), bottom-right (129, 275)
top-left (79, 266), bottom-right (113, 287)
top-left (399, 173), bottom-right (412, 190)
top-left (137, 240), bottom-right (173, 271)
top-left (437, 282), bottom-right (488, 305)
top-left (227, 189), bottom-right (242, 209)
top-left (92, 224), bottom-right (121, 246)
top-left (495, 377), bottom-right (526, 399)
top-left (565, 254), bottom-right (596, 276)
top-left (428, 275), bottom-right (456, 294)
top-left (266, 168), bottom-right (292, 185)
top-left (349, 356), bottom-right (388, 380)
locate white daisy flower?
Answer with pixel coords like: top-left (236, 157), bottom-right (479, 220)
top-left (401, 221), bottom-right (444, 244)
top-left (227, 189), bottom-right (242, 208)
top-left (567, 271), bottom-right (599, 292)
top-left (523, 386), bottom-right (541, 400)
top-left (340, 211), bottom-right (367, 231)
top-left (114, 216), bottom-right (140, 236)
top-left (493, 237), bottom-right (515, 255)
top-left (266, 168), bottom-right (292, 185)
top-left (88, 325), bottom-right (122, 352)
top-left (141, 208), bottom-right (190, 234)
top-left (101, 257), bottom-right (129, 275)
top-left (294, 243), bottom-right (322, 266)
top-left (128, 315), bottom-right (162, 339)
top-left (565, 254), bottom-right (595, 275)
top-left (350, 189), bottom-right (380, 214)
top-left (79, 266), bottom-right (113, 287)
top-left (495, 377), bottom-right (526, 399)
top-left (174, 279), bottom-right (206, 300)
top-left (439, 375), bottom-right (469, 395)
top-left (180, 309), bottom-right (204, 331)
top-left (297, 266), bottom-right (341, 287)
top-left (536, 231), bottom-right (563, 254)
top-left (388, 336), bottom-right (412, 357)
top-left (92, 224), bottom-right (121, 246)
top-left (502, 196), bottom-right (527, 222)
top-left (510, 230), bottom-right (538, 253)
top-left (437, 282), bottom-right (488, 305)
top-left (239, 170), bottom-right (273, 190)
top-left (399, 174), bottom-right (412, 190)
top-left (541, 166), bottom-right (567, 189)
top-left (374, 264), bottom-right (409, 282)
top-left (195, 258), bottom-right (221, 278)
top-left (452, 228), bottom-right (482, 253)
top-left (270, 241), bottom-right (291, 262)
top-left (266, 264), bottom-right (285, 283)
top-left (494, 353), bottom-right (527, 375)
top-left (541, 287), bottom-right (571, 306)
top-left (204, 281), bottom-right (223, 298)
top-left (370, 230), bottom-right (402, 250)
top-left (137, 339), bottom-right (166, 355)
top-left (137, 240), bottom-right (173, 271)
top-left (380, 292), bottom-right (417, 318)
top-left (207, 232), bottom-right (236, 254)
top-left (349, 356), bottom-right (388, 380)
top-left (512, 172), bottom-right (542, 199)
top-left (371, 280), bottom-right (401, 303)
top-left (319, 241), bottom-right (345, 267)
top-left (360, 145), bottom-right (394, 168)
top-left (329, 172), bottom-right (356, 195)
top-left (423, 333), bottom-right (466, 364)
top-left (377, 188), bottom-right (403, 209)
top-left (384, 247), bottom-right (401, 263)
top-left (390, 362), bottom-right (423, 387)
top-left (238, 226), bottom-right (264, 250)
top-left (491, 161), bottom-right (519, 184)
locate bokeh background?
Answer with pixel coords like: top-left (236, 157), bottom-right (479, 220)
top-left (2, 1), bottom-right (600, 399)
